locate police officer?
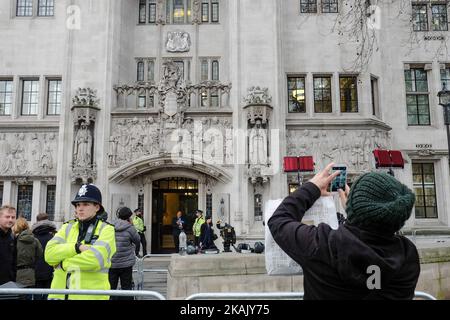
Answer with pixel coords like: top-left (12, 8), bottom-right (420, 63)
top-left (45, 184), bottom-right (116, 300)
top-left (192, 209), bottom-right (205, 247)
top-left (132, 208), bottom-right (147, 257)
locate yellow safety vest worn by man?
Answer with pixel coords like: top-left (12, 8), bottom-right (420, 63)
top-left (132, 215), bottom-right (145, 233)
top-left (45, 184), bottom-right (116, 300)
top-left (192, 210), bottom-right (205, 246)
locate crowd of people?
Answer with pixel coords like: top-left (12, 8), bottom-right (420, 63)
top-left (0, 162), bottom-right (421, 299)
top-left (0, 183), bottom-right (219, 300)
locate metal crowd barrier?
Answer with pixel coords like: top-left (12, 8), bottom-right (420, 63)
top-left (0, 288), bottom-right (436, 300)
top-left (0, 288), bottom-right (166, 300)
top-left (414, 291), bottom-right (437, 300)
top-left (133, 254), bottom-right (169, 291)
top-left (185, 291), bottom-right (437, 300)
top-left (185, 292), bottom-right (305, 300)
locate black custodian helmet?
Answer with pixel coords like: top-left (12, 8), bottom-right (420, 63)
top-left (71, 184), bottom-right (105, 213)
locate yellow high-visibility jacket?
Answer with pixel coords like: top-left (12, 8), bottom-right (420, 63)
top-left (132, 216), bottom-right (145, 233)
top-left (193, 217), bottom-right (205, 237)
top-left (45, 218), bottom-right (116, 300)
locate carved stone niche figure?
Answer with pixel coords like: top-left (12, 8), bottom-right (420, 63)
top-left (249, 120), bottom-right (268, 166)
top-left (73, 121), bottom-right (93, 167)
top-left (191, 0), bottom-right (201, 24)
top-left (108, 135), bottom-right (119, 167)
top-left (30, 133), bottom-right (42, 172)
top-left (161, 60), bottom-right (182, 90)
top-left (40, 133), bottom-right (55, 173)
top-left (156, 0), bottom-right (165, 24)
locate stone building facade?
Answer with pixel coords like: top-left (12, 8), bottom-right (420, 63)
top-left (0, 0), bottom-right (449, 253)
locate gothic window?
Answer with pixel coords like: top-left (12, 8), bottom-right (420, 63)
top-left (412, 163), bottom-right (438, 219)
top-left (405, 67), bottom-right (430, 125)
top-left (21, 79), bottom-right (40, 115)
top-left (254, 194), bottom-right (263, 221)
top-left (17, 185), bottom-right (33, 220)
top-left (431, 4), bottom-right (448, 31)
top-left (287, 76), bottom-right (306, 113)
top-left (322, 0), bottom-right (338, 13)
top-left (202, 0), bottom-right (219, 23)
top-left (199, 58), bottom-right (220, 107)
top-left (339, 76), bottom-right (358, 113)
top-left (137, 61), bottom-right (145, 82)
top-left (47, 78), bottom-right (62, 115)
top-left (16, 0), bottom-right (33, 16)
top-left (412, 4), bottom-right (428, 31)
top-left (38, 0), bottom-right (54, 16)
top-left (0, 80), bottom-right (13, 115)
top-left (46, 185), bottom-right (56, 220)
top-left (206, 193), bottom-right (212, 217)
top-left (313, 76), bottom-right (332, 113)
top-left (166, 0), bottom-right (191, 24)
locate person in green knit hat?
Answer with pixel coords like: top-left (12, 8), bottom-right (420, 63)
top-left (343, 171), bottom-right (416, 235)
top-left (269, 163), bottom-right (420, 300)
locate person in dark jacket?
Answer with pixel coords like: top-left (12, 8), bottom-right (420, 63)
top-left (199, 215), bottom-right (218, 252)
top-left (109, 207), bottom-right (140, 299)
top-left (13, 217), bottom-right (43, 289)
top-left (31, 212), bottom-right (56, 300)
top-left (0, 205), bottom-right (17, 286)
top-left (171, 211), bottom-right (186, 253)
top-left (268, 162), bottom-right (420, 300)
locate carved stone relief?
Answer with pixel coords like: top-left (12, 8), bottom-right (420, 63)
top-left (166, 31), bottom-right (191, 52)
top-left (72, 88), bottom-right (99, 108)
top-left (0, 132), bottom-right (58, 176)
top-left (191, 0), bottom-right (201, 24)
top-left (156, 0), bottom-right (165, 24)
top-left (109, 116), bottom-right (233, 168)
top-left (243, 86), bottom-right (272, 106)
top-left (286, 129), bottom-right (392, 171)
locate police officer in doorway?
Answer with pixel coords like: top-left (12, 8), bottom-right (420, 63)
top-left (133, 208), bottom-right (147, 257)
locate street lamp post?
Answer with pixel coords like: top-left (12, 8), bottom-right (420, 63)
top-left (437, 83), bottom-right (450, 167)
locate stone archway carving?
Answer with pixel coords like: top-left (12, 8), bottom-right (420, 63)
top-left (109, 155), bottom-right (232, 184)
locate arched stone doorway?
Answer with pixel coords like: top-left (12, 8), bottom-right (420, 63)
top-left (152, 177), bottom-right (198, 254)
top-left (109, 156), bottom-right (232, 254)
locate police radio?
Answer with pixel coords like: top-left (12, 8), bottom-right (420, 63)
top-left (84, 218), bottom-right (100, 244)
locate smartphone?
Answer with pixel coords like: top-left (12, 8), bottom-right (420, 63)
top-left (330, 165), bottom-right (347, 192)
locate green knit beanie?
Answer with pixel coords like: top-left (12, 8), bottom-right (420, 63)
top-left (346, 172), bottom-right (415, 234)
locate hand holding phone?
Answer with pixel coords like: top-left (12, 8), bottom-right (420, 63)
top-left (330, 165), bottom-right (347, 192)
top-left (309, 163), bottom-right (342, 196)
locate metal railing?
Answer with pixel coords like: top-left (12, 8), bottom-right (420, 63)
top-left (414, 291), bottom-right (437, 300)
top-left (0, 288), bottom-right (436, 300)
top-left (133, 254), bottom-right (169, 291)
top-left (0, 288), bottom-right (166, 300)
top-left (185, 292), bottom-right (305, 300)
top-left (185, 291), bottom-right (437, 300)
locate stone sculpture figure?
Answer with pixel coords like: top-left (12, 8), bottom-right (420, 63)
top-left (74, 122), bottom-right (92, 166)
top-left (249, 120), bottom-right (267, 165)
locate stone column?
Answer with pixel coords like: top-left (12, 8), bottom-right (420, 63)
top-left (198, 175), bottom-right (206, 212)
top-left (2, 181), bottom-right (13, 206)
top-left (31, 180), bottom-right (43, 223)
top-left (143, 178), bottom-right (153, 253)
